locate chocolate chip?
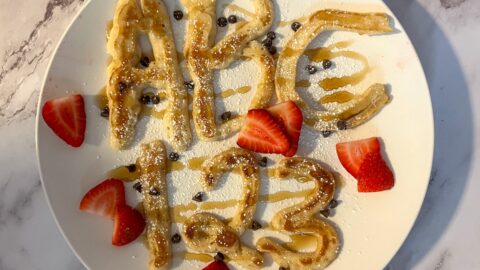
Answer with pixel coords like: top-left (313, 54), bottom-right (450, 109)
top-left (262, 38), bottom-right (273, 48)
top-left (140, 56), bottom-right (150, 67)
top-left (151, 95), bottom-right (161, 104)
top-left (192, 192), bottom-right (204, 202)
top-left (268, 45), bottom-right (277, 55)
top-left (133, 182), bottom-right (142, 193)
top-left (328, 199), bottom-right (338, 209)
top-left (322, 59), bottom-right (333, 70)
top-left (320, 209), bottom-right (330, 218)
top-left (306, 64), bottom-right (317, 74)
top-left (100, 106), bottom-right (109, 118)
top-left (118, 81), bottom-right (127, 93)
top-left (214, 252), bottom-right (225, 261)
top-left (258, 157), bottom-right (268, 167)
top-left (173, 10), bottom-right (183, 20)
top-left (126, 164), bottom-right (137, 172)
top-left (321, 130), bottom-right (333, 138)
top-left (267, 31), bottom-right (276, 40)
top-left (221, 111), bottom-right (232, 121)
top-left (171, 233), bottom-right (182, 243)
top-left (251, 220), bottom-right (262, 230)
top-left (140, 94), bottom-right (151, 105)
top-left (291, 22), bottom-right (302, 31)
top-left (185, 81), bottom-right (195, 90)
top-left (228, 15), bottom-right (237, 24)
top-left (217, 17), bottom-right (228, 27)
top-left (279, 267), bottom-right (289, 270)
top-left (336, 120), bottom-right (347, 130)
top-left (168, 152), bottom-right (179, 161)
top-left (149, 187), bottom-right (160, 196)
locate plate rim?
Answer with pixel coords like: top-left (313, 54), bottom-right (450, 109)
top-left (35, 0), bottom-right (95, 268)
top-left (35, 0), bottom-right (435, 269)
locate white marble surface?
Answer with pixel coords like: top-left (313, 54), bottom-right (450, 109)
top-left (0, 0), bottom-right (478, 269)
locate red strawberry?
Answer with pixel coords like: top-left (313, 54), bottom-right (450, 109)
top-left (237, 109), bottom-right (290, 154)
top-left (267, 101), bottom-right (303, 157)
top-left (203, 260), bottom-right (230, 270)
top-left (112, 205), bottom-right (146, 246)
top-left (79, 179), bottom-right (126, 219)
top-left (336, 137), bottom-right (380, 178)
top-left (357, 151), bottom-right (394, 192)
top-left (42, 94), bottom-right (86, 147)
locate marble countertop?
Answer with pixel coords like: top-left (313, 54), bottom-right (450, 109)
top-left (0, 0), bottom-right (479, 269)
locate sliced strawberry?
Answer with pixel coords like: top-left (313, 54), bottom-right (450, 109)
top-left (357, 151), bottom-right (394, 192)
top-left (112, 205), bottom-right (146, 246)
top-left (237, 109), bottom-right (290, 154)
top-left (79, 179), bottom-right (126, 219)
top-left (42, 94), bottom-right (86, 147)
top-left (336, 137), bottom-right (380, 178)
top-left (202, 260), bottom-right (230, 270)
top-left (267, 101), bottom-right (303, 157)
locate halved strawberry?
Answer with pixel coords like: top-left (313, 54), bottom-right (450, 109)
top-left (237, 109), bottom-right (290, 154)
top-left (202, 260), bottom-right (230, 270)
top-left (42, 94), bottom-right (86, 147)
top-left (267, 101), bottom-right (303, 157)
top-left (336, 137), bottom-right (380, 178)
top-left (112, 205), bottom-right (146, 246)
top-left (357, 151), bottom-right (394, 192)
top-left (79, 179), bottom-right (126, 219)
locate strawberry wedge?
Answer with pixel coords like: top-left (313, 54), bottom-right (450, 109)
top-left (42, 94), bottom-right (86, 147)
top-left (79, 179), bottom-right (126, 219)
top-left (336, 137), bottom-right (380, 178)
top-left (112, 205), bottom-right (146, 246)
top-left (336, 137), bottom-right (394, 192)
top-left (237, 109), bottom-right (290, 154)
top-left (267, 101), bottom-right (303, 157)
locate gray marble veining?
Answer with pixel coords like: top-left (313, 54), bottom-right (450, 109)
top-left (1, 0), bottom-right (479, 269)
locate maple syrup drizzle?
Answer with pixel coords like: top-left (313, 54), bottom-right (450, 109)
top-left (319, 91), bottom-right (355, 104)
top-left (167, 160), bottom-right (185, 172)
top-left (187, 157), bottom-right (208, 170)
top-left (296, 80), bottom-right (311, 88)
top-left (217, 86), bottom-right (252, 98)
top-left (303, 41), bottom-right (369, 91)
top-left (96, 87), bottom-right (108, 110)
top-left (177, 252), bottom-right (213, 262)
top-left (107, 164), bottom-right (141, 182)
top-left (176, 51), bottom-right (184, 62)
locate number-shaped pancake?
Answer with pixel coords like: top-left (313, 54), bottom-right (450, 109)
top-left (275, 9), bottom-right (393, 132)
top-left (138, 140), bottom-right (171, 269)
top-left (107, 0), bottom-right (191, 150)
top-left (182, 148), bottom-right (263, 268)
top-left (181, 0), bottom-right (274, 140)
top-left (256, 157), bottom-right (339, 270)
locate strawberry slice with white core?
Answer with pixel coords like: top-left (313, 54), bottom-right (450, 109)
top-left (42, 94), bottom-right (86, 147)
top-left (267, 101), bottom-right (303, 157)
top-left (335, 137), bottom-right (380, 178)
top-left (79, 179), bottom-right (126, 219)
top-left (237, 109), bottom-right (290, 154)
top-left (112, 205), bottom-right (146, 246)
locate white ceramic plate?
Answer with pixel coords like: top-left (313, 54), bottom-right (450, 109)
top-left (36, 0), bottom-right (434, 269)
